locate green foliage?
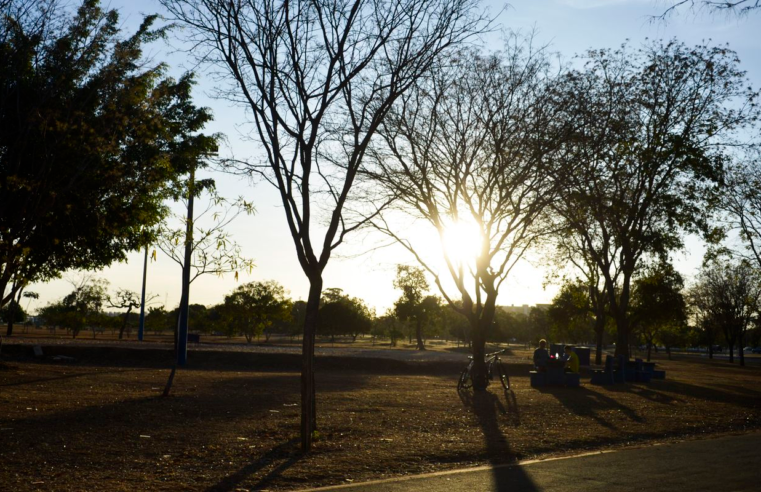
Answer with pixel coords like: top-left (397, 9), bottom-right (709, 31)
top-left (528, 307), bottom-right (551, 345)
top-left (549, 40), bottom-right (757, 356)
top-left (145, 306), bottom-right (171, 334)
top-left (319, 288), bottom-right (373, 341)
top-left (630, 262), bottom-right (688, 358)
top-left (371, 312), bottom-right (406, 346)
top-left (219, 281), bottom-right (292, 343)
top-left (38, 278), bottom-right (109, 338)
top-left (168, 303), bottom-right (213, 333)
top-left (0, 300), bottom-right (26, 324)
top-left (548, 281), bottom-right (595, 344)
top-left (491, 309), bottom-right (528, 344)
top-left (0, 0), bottom-right (215, 307)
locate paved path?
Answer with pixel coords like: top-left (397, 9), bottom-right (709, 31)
top-left (301, 432), bottom-right (761, 491)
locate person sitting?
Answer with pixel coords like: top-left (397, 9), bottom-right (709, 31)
top-left (533, 339), bottom-right (550, 372)
top-left (564, 345), bottom-right (580, 374)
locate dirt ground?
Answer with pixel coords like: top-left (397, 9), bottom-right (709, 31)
top-left (1, 343), bottom-right (760, 491)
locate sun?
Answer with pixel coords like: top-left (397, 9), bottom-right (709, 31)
top-left (441, 220), bottom-right (483, 265)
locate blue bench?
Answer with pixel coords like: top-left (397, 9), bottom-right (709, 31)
top-left (530, 371), bottom-right (547, 387)
top-left (652, 370), bottom-right (666, 379)
top-left (565, 373), bottom-right (581, 387)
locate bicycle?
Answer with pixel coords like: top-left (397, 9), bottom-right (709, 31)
top-left (457, 348), bottom-right (510, 391)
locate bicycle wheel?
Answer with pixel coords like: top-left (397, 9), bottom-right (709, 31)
top-left (457, 364), bottom-right (473, 390)
top-left (495, 361), bottom-right (510, 390)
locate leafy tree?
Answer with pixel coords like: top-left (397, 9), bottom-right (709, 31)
top-left (528, 307), bottom-right (552, 346)
top-left (145, 306), bottom-right (171, 335)
top-left (629, 263), bottom-right (688, 361)
top-left (38, 278), bottom-right (109, 338)
top-left (219, 281), bottom-right (292, 343)
top-left (1, 300), bottom-right (26, 327)
top-left (0, 0), bottom-right (213, 309)
top-left (437, 303), bottom-right (472, 347)
top-left (372, 312), bottom-right (405, 347)
top-left (160, 0), bottom-right (487, 450)
top-left (547, 40), bottom-right (758, 359)
top-left (393, 266), bottom-right (432, 350)
top-left (548, 281), bottom-right (596, 345)
top-left (691, 259), bottom-right (761, 365)
top-left (157, 179), bottom-right (254, 361)
top-left (109, 289), bottom-right (158, 340)
top-left (719, 153), bottom-right (761, 271)
top-left (319, 288), bottom-right (373, 343)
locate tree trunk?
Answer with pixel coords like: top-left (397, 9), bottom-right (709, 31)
top-left (176, 169), bottom-right (195, 366)
top-left (614, 312), bottom-right (630, 360)
top-left (739, 335), bottom-right (745, 367)
top-left (594, 314), bottom-right (605, 365)
top-left (5, 287), bottom-right (23, 337)
top-left (647, 341), bottom-right (652, 362)
top-left (301, 276), bottom-right (322, 452)
top-left (470, 320), bottom-right (488, 391)
top-left (138, 246), bottom-right (149, 341)
top-left (415, 317), bottom-right (425, 350)
top-left (119, 307), bottom-right (132, 340)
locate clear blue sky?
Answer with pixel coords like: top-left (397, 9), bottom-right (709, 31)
top-left (25, 0), bottom-right (761, 314)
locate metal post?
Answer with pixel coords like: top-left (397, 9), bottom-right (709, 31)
top-left (138, 246), bottom-right (149, 341)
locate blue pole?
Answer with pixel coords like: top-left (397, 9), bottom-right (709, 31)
top-left (138, 246), bottom-right (148, 341)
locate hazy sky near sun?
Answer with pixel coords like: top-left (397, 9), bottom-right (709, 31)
top-left (24, 0), bottom-right (761, 314)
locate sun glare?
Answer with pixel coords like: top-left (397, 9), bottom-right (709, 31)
top-left (442, 220), bottom-right (482, 265)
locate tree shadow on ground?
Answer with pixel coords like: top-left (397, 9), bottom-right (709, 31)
top-left (0, 368), bottom-right (143, 387)
top-left (458, 388), bottom-right (538, 491)
top-left (609, 380), bottom-right (761, 409)
top-left (602, 383), bottom-right (685, 404)
top-left (537, 386), bottom-right (643, 430)
top-left (205, 438), bottom-right (302, 492)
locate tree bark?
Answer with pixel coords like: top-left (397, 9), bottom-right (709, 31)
top-left (415, 317), bottom-right (425, 350)
top-left (301, 276), bottom-right (322, 452)
top-left (119, 307), bottom-right (132, 340)
top-left (176, 168), bottom-right (195, 366)
top-left (594, 314), bottom-right (605, 365)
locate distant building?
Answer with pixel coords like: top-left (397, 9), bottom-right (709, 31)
top-left (500, 304), bottom-right (530, 316)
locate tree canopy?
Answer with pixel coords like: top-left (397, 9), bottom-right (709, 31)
top-left (547, 40), bottom-right (758, 359)
top-left (0, 0), bottom-right (213, 307)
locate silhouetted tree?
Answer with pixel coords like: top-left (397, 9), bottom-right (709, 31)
top-left (365, 38), bottom-right (560, 389)
top-left (547, 40), bottom-right (758, 359)
top-left (0, 0), bottom-right (211, 309)
top-left (160, 0), bottom-right (487, 450)
top-left (629, 263), bottom-right (687, 361)
top-left (692, 259), bottom-right (761, 365)
top-left (219, 281), bottom-right (292, 343)
top-left (319, 288), bottom-right (373, 342)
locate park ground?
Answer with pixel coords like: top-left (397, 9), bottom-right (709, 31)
top-left (1, 337), bottom-right (760, 491)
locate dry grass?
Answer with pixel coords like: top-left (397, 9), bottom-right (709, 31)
top-left (1, 344), bottom-right (760, 491)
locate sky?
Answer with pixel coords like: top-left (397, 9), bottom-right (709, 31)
top-left (22, 0), bottom-right (761, 315)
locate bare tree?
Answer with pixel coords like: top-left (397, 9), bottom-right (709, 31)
top-left (720, 152), bottom-right (761, 271)
top-left (692, 259), bottom-right (761, 365)
top-left (160, 0), bottom-right (487, 450)
top-left (657, 0), bottom-right (761, 19)
top-left (363, 40), bottom-right (559, 390)
top-left (547, 40), bottom-right (758, 359)
top-left (109, 289), bottom-right (159, 340)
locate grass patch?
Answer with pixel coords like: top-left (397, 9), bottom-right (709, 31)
top-left (1, 345), bottom-right (760, 491)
